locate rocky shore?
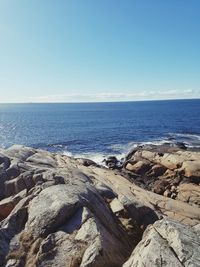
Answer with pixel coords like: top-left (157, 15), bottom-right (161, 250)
top-left (0, 144), bottom-right (200, 267)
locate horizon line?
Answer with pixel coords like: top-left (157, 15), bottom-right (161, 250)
top-left (0, 97), bottom-right (200, 104)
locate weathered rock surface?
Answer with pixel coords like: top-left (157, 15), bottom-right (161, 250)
top-left (177, 183), bottom-right (200, 207)
top-left (0, 189), bottom-right (27, 220)
top-left (123, 218), bottom-right (200, 267)
top-left (0, 146), bottom-right (132, 267)
top-left (123, 145), bottom-right (200, 206)
top-left (0, 145), bottom-right (199, 267)
top-left (12, 183), bottom-right (131, 267)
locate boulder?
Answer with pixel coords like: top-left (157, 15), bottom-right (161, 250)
top-left (122, 146), bottom-right (200, 201)
top-left (2, 145), bottom-right (36, 161)
top-left (6, 165), bottom-right (21, 180)
top-left (177, 183), bottom-right (200, 207)
top-left (76, 158), bottom-right (98, 167)
top-left (149, 164), bottom-right (167, 177)
top-left (0, 189), bottom-right (27, 220)
top-left (0, 155), bottom-right (11, 170)
top-left (5, 183), bottom-right (132, 267)
top-left (163, 189), bottom-right (171, 197)
top-left (0, 196), bottom-right (31, 266)
top-left (125, 161), bottom-right (151, 175)
top-left (110, 198), bottom-right (124, 214)
top-left (123, 218), bottom-right (200, 267)
top-left (4, 172), bottom-right (35, 197)
top-left (180, 161), bottom-right (200, 183)
top-left (103, 156), bottom-right (120, 169)
top-left (0, 171), bottom-right (8, 200)
top-left (153, 179), bottom-right (170, 195)
top-left (27, 152), bottom-right (57, 168)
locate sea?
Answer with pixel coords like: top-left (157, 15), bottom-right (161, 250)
top-left (0, 99), bottom-right (200, 164)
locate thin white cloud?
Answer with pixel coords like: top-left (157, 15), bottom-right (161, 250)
top-left (1, 89), bottom-right (199, 103)
top-left (14, 89), bottom-right (199, 103)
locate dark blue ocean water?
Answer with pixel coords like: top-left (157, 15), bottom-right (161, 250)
top-left (0, 99), bottom-right (200, 162)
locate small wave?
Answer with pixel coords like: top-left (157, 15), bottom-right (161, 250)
top-left (137, 140), bottom-right (172, 146)
top-left (169, 133), bottom-right (200, 141)
top-left (63, 150), bottom-right (73, 157)
top-left (168, 133), bottom-right (200, 148)
top-left (69, 139), bottom-right (172, 165)
top-left (109, 143), bottom-right (135, 153)
top-left (73, 139), bottom-right (177, 165)
top-left (74, 152), bottom-right (107, 165)
top-left (186, 145), bottom-right (200, 148)
top-left (109, 139), bottom-right (171, 154)
top-left (0, 143), bottom-right (6, 149)
top-left (63, 150), bottom-right (125, 166)
top-left (50, 144), bottom-right (64, 148)
top-left (60, 133), bottom-right (200, 165)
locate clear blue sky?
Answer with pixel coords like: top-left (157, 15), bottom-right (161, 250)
top-left (0, 0), bottom-right (200, 102)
